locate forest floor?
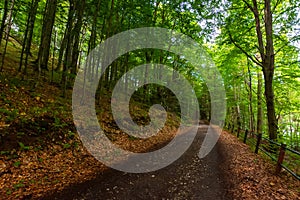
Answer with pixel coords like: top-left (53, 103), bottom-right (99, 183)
top-left (0, 44), bottom-right (300, 199)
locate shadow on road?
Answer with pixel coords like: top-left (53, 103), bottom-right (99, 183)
top-left (43, 125), bottom-right (232, 200)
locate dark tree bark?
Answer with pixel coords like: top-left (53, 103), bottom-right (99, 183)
top-left (0, 0), bottom-right (15, 72)
top-left (88, 0), bottom-right (101, 54)
top-left (51, 27), bottom-right (57, 83)
top-left (61, 0), bottom-right (85, 97)
top-left (88, 0), bottom-right (101, 102)
top-left (62, 0), bottom-right (75, 97)
top-left (19, 0), bottom-right (40, 74)
top-left (247, 60), bottom-right (254, 132)
top-left (102, 0), bottom-right (115, 90)
top-left (56, 27), bottom-right (68, 72)
top-left (262, 0), bottom-right (277, 140)
top-left (37, 0), bottom-right (57, 72)
top-left (234, 83), bottom-right (241, 133)
top-left (24, 0), bottom-right (40, 74)
top-left (70, 0), bottom-right (85, 75)
top-left (0, 0), bottom-right (9, 48)
top-left (257, 71), bottom-right (263, 135)
top-left (61, 0), bottom-right (85, 95)
top-left (18, 2), bottom-right (31, 72)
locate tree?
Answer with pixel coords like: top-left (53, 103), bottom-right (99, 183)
top-left (257, 71), bottom-right (263, 135)
top-left (0, 0), bottom-right (15, 72)
top-left (19, 0), bottom-right (40, 75)
top-left (223, 0), bottom-right (300, 140)
top-left (37, 0), bottom-right (57, 72)
top-left (61, 0), bottom-right (86, 97)
top-left (0, 0), bottom-right (9, 48)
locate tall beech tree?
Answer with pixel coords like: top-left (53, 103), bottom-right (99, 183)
top-left (223, 0), bottom-right (300, 140)
top-left (37, 0), bottom-right (57, 72)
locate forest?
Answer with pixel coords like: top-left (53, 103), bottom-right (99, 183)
top-left (0, 0), bottom-right (300, 199)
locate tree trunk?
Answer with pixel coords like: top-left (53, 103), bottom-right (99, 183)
top-left (257, 71), bottom-right (263, 135)
top-left (0, 0), bottom-right (9, 47)
top-left (247, 60), bottom-right (254, 132)
top-left (61, 0), bottom-right (75, 97)
top-left (251, 0), bottom-right (277, 140)
top-left (235, 85), bottom-right (241, 133)
top-left (19, 2), bottom-right (31, 72)
top-left (24, 0), bottom-right (39, 75)
top-left (0, 0), bottom-right (15, 72)
top-left (70, 0), bottom-right (85, 75)
top-left (263, 67), bottom-right (277, 140)
top-left (263, 0), bottom-right (277, 140)
top-left (88, 0), bottom-right (101, 54)
top-left (51, 27), bottom-right (57, 83)
top-left (37, 0), bottom-right (57, 71)
top-left (20, 0), bottom-right (40, 74)
top-left (56, 27), bottom-right (68, 72)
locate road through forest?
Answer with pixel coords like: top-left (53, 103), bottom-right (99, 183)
top-left (44, 125), bottom-right (231, 200)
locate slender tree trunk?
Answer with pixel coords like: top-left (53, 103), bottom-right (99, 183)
top-left (19, 1), bottom-right (31, 72)
top-left (0, 0), bottom-right (15, 72)
top-left (247, 60), bottom-right (254, 132)
top-left (51, 27), bottom-right (57, 83)
top-left (144, 51), bottom-right (152, 103)
top-left (20, 0), bottom-right (39, 75)
top-left (106, 0), bottom-right (114, 38)
top-left (70, 0), bottom-right (85, 75)
top-left (0, 0), bottom-right (9, 47)
top-left (37, 0), bottom-right (57, 72)
top-left (87, 0), bottom-right (100, 90)
top-left (288, 112), bottom-right (293, 145)
top-left (257, 71), bottom-right (263, 135)
top-left (61, 0), bottom-right (75, 97)
top-left (234, 83), bottom-right (241, 132)
top-left (56, 27), bottom-right (68, 72)
top-left (62, 35), bottom-right (72, 97)
top-left (88, 0), bottom-right (101, 54)
top-left (101, 0), bottom-right (114, 90)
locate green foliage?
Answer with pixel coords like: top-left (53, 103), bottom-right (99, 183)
top-left (13, 161), bottom-right (21, 168)
top-left (1, 151), bottom-right (10, 155)
top-left (63, 143), bottom-right (71, 149)
top-left (128, 135), bottom-right (138, 141)
top-left (53, 117), bottom-right (68, 128)
top-left (0, 108), bottom-right (19, 122)
top-left (34, 146), bottom-right (43, 151)
top-left (18, 142), bottom-right (30, 151)
top-left (6, 189), bottom-right (12, 195)
top-left (67, 131), bottom-right (75, 139)
top-left (13, 180), bottom-right (25, 190)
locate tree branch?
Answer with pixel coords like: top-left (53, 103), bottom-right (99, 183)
top-left (241, 0), bottom-right (255, 14)
top-left (227, 30), bottom-right (263, 67)
top-left (251, 0), bottom-right (265, 59)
